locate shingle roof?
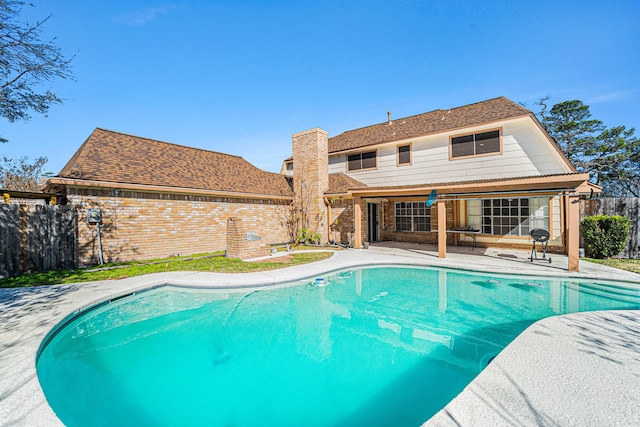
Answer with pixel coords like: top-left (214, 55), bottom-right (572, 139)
top-left (328, 96), bottom-right (532, 153)
top-left (326, 173), bottom-right (367, 195)
top-left (58, 128), bottom-right (294, 197)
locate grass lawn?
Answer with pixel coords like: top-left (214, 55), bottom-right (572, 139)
top-left (0, 251), bottom-right (335, 288)
top-left (584, 257), bottom-right (640, 274)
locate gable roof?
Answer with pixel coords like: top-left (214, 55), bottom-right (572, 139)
top-left (57, 128), bottom-right (293, 198)
top-left (328, 96), bottom-right (532, 153)
top-left (326, 173), bottom-right (367, 195)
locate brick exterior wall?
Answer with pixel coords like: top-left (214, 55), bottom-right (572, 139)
top-left (226, 217), bottom-right (270, 260)
top-left (380, 200), bottom-right (456, 245)
top-left (292, 128), bottom-right (328, 241)
top-left (65, 187), bottom-right (290, 266)
top-left (328, 197), bottom-right (353, 245)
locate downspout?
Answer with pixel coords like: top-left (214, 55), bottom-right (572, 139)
top-left (96, 222), bottom-right (104, 265)
top-left (324, 197), bottom-right (331, 244)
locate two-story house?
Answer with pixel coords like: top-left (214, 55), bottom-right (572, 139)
top-left (284, 97), bottom-right (597, 271)
top-left (44, 96), bottom-right (594, 271)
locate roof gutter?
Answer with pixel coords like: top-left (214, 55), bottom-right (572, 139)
top-left (344, 188), bottom-right (595, 203)
top-left (433, 188), bottom-right (593, 200)
top-left (44, 177), bottom-right (294, 201)
top-left (345, 174), bottom-right (591, 198)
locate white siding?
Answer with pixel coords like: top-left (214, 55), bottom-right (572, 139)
top-left (328, 117), bottom-right (573, 187)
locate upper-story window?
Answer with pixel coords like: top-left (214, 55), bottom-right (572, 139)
top-left (397, 144), bottom-right (411, 165)
top-left (285, 161), bottom-right (293, 171)
top-left (347, 150), bottom-right (377, 171)
top-left (450, 129), bottom-right (501, 159)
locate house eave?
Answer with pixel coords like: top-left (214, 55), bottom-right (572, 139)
top-left (324, 191), bottom-right (357, 198)
top-left (44, 177), bottom-right (294, 201)
top-left (346, 173), bottom-right (591, 198)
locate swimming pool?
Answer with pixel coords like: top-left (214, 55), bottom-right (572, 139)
top-left (36, 265), bottom-right (640, 427)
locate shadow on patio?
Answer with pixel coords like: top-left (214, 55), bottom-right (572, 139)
top-left (366, 241), bottom-right (573, 274)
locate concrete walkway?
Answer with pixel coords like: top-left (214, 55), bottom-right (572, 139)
top-left (0, 244), bottom-right (639, 426)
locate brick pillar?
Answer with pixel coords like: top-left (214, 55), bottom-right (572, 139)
top-left (292, 128), bottom-right (329, 242)
top-left (226, 217), bottom-right (269, 260)
top-left (226, 217), bottom-right (244, 259)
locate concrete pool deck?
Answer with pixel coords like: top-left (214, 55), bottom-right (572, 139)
top-left (1, 243), bottom-right (639, 426)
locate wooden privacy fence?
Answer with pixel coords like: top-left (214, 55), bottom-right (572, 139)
top-left (581, 197), bottom-right (639, 258)
top-left (0, 204), bottom-right (77, 278)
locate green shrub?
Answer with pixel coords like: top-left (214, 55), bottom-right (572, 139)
top-left (296, 228), bottom-right (321, 245)
top-left (581, 215), bottom-right (631, 259)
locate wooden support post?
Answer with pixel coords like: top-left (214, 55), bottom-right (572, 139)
top-left (354, 196), bottom-right (362, 249)
top-left (438, 200), bottom-right (446, 258)
top-left (567, 195), bottom-right (580, 272)
top-left (326, 201), bottom-right (331, 244)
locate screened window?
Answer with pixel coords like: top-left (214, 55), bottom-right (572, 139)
top-left (397, 144), bottom-right (411, 165)
top-left (467, 197), bottom-right (549, 236)
top-left (395, 202), bottom-right (431, 232)
top-left (347, 151), bottom-right (377, 171)
top-left (451, 130), bottom-right (501, 158)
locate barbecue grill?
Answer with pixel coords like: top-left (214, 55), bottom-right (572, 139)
top-left (529, 228), bottom-right (551, 263)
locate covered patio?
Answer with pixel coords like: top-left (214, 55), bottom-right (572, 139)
top-left (350, 173), bottom-right (596, 272)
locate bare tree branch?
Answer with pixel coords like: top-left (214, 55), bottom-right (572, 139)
top-left (0, 155), bottom-right (48, 191)
top-left (0, 0), bottom-right (74, 139)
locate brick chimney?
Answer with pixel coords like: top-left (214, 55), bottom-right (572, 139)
top-left (292, 128), bottom-right (329, 241)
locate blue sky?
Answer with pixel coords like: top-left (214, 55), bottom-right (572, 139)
top-left (2, 0), bottom-right (639, 175)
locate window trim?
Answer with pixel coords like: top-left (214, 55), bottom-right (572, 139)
top-left (347, 150), bottom-right (378, 172)
top-left (395, 201), bottom-right (432, 232)
top-left (449, 127), bottom-right (503, 160)
top-left (396, 143), bottom-right (412, 166)
top-left (466, 196), bottom-right (550, 237)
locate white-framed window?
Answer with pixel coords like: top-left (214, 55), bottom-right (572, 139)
top-left (450, 129), bottom-right (501, 159)
top-left (467, 197), bottom-right (549, 236)
top-left (285, 161), bottom-right (293, 171)
top-left (395, 201), bottom-right (431, 232)
top-left (347, 150), bottom-right (377, 171)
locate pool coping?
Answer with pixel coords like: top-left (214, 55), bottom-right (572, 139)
top-left (1, 247), bottom-right (639, 426)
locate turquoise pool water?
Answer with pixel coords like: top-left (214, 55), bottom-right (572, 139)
top-left (37, 266), bottom-right (640, 427)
